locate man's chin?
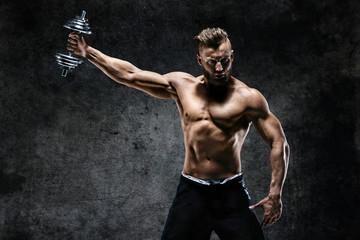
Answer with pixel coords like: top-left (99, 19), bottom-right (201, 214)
top-left (209, 77), bottom-right (229, 86)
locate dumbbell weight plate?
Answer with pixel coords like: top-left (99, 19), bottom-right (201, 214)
top-left (55, 53), bottom-right (83, 69)
top-left (63, 10), bottom-right (92, 35)
top-left (55, 10), bottom-right (92, 77)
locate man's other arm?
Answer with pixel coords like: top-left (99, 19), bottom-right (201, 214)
top-left (245, 88), bottom-right (290, 227)
top-left (67, 32), bottom-right (186, 99)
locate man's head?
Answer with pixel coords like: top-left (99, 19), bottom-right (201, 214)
top-left (194, 28), bottom-right (234, 86)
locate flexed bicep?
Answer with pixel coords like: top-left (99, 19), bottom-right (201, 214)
top-left (252, 113), bottom-right (286, 147)
top-left (244, 88), bottom-right (286, 146)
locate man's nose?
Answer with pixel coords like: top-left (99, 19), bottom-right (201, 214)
top-left (215, 62), bottom-right (223, 71)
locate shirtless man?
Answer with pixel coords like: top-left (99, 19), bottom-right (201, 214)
top-left (67, 28), bottom-right (290, 240)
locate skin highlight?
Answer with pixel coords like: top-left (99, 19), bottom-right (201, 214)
top-left (67, 31), bottom-right (290, 227)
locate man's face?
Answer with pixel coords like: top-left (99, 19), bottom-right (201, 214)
top-left (197, 40), bottom-right (234, 86)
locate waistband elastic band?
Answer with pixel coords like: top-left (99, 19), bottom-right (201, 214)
top-left (181, 172), bottom-right (243, 186)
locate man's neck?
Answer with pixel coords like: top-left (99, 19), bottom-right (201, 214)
top-left (203, 76), bottom-right (233, 101)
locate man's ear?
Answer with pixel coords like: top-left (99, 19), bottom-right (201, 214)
top-left (197, 54), bottom-right (202, 66)
top-left (231, 50), bottom-right (234, 62)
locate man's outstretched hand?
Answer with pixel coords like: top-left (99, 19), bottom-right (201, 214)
top-left (249, 196), bottom-right (282, 227)
top-left (67, 32), bottom-right (88, 58)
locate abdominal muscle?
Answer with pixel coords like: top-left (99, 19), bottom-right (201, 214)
top-left (182, 118), bottom-right (249, 179)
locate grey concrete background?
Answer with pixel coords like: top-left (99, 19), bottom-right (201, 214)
top-left (1, 0), bottom-right (359, 239)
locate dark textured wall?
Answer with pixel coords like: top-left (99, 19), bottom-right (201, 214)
top-left (1, 0), bottom-right (359, 239)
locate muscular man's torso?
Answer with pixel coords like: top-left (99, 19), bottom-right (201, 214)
top-left (171, 75), bottom-right (254, 179)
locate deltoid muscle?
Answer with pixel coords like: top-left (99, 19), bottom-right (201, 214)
top-left (55, 10), bottom-right (92, 77)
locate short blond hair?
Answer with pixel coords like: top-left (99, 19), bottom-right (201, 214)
top-left (194, 27), bottom-right (229, 50)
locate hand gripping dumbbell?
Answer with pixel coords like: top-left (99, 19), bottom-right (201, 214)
top-left (55, 10), bottom-right (92, 77)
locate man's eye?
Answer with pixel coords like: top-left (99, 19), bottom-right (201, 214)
top-left (221, 58), bottom-right (230, 64)
top-left (208, 60), bottom-right (217, 65)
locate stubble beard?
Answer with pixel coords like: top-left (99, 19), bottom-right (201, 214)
top-left (203, 66), bottom-right (232, 87)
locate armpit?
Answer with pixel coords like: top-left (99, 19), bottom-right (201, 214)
top-left (167, 82), bottom-right (177, 95)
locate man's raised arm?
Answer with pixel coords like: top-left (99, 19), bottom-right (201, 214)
top-left (245, 88), bottom-right (290, 227)
top-left (67, 32), bottom-right (179, 99)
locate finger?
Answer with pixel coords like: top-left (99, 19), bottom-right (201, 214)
top-left (67, 40), bottom-right (78, 46)
top-left (68, 36), bottom-right (78, 42)
top-left (67, 39), bottom-right (77, 45)
top-left (267, 212), bottom-right (281, 226)
top-left (267, 216), bottom-right (276, 226)
top-left (261, 218), bottom-right (266, 227)
top-left (262, 210), bottom-right (272, 226)
top-left (67, 37), bottom-right (77, 42)
top-left (249, 200), bottom-right (265, 210)
top-left (67, 42), bottom-right (76, 48)
top-left (69, 32), bottom-right (79, 37)
top-left (249, 204), bottom-right (260, 210)
top-left (262, 217), bottom-right (270, 227)
top-left (69, 32), bottom-right (80, 39)
top-left (272, 213), bottom-right (281, 223)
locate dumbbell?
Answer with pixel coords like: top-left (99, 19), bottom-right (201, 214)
top-left (55, 10), bottom-right (92, 77)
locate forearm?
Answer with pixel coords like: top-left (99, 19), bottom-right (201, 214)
top-left (67, 33), bottom-right (174, 99)
top-left (85, 45), bottom-right (139, 85)
top-left (268, 139), bottom-right (290, 199)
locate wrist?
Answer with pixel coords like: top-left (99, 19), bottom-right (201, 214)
top-left (84, 45), bottom-right (92, 59)
top-left (268, 189), bottom-right (281, 200)
top-left (268, 193), bottom-right (281, 200)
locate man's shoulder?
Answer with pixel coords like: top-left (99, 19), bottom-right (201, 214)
top-left (164, 71), bottom-right (197, 84)
top-left (232, 80), bottom-right (268, 113)
top-left (232, 80), bottom-right (263, 100)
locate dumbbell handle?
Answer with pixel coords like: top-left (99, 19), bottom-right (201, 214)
top-left (80, 10), bottom-right (86, 20)
top-left (61, 51), bottom-right (73, 77)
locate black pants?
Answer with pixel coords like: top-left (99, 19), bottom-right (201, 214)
top-left (161, 175), bottom-right (265, 240)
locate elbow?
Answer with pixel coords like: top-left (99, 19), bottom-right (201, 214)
top-left (271, 137), bottom-right (290, 162)
top-left (109, 60), bottom-right (138, 85)
top-left (111, 70), bottom-right (138, 86)
top-left (126, 72), bottom-right (136, 84)
top-left (126, 69), bottom-right (146, 86)
top-left (271, 136), bottom-right (287, 149)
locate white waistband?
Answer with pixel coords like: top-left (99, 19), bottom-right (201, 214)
top-left (181, 172), bottom-right (243, 186)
